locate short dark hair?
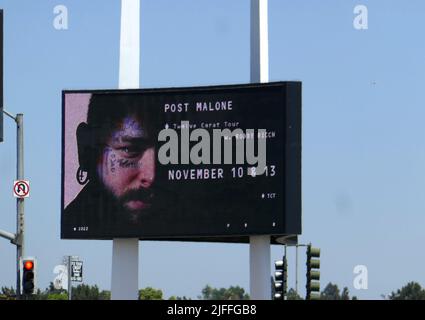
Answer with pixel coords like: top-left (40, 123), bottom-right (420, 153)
top-left (76, 93), bottom-right (159, 176)
top-left (86, 93), bottom-right (158, 146)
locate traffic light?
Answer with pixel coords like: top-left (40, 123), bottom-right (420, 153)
top-left (274, 256), bottom-right (287, 300)
top-left (306, 245), bottom-right (320, 300)
top-left (22, 258), bottom-right (36, 295)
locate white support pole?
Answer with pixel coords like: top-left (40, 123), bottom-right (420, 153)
top-left (250, 0), bottom-right (271, 300)
top-left (250, 0), bottom-right (269, 84)
top-left (111, 0), bottom-right (140, 300)
top-left (119, 0), bottom-right (140, 89)
top-left (111, 239), bottom-right (139, 300)
top-left (249, 236), bottom-right (271, 299)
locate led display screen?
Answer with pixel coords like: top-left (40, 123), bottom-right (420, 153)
top-left (61, 82), bottom-right (301, 243)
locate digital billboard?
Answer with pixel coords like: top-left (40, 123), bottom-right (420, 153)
top-left (61, 82), bottom-right (301, 243)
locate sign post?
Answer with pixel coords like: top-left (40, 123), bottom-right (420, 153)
top-left (250, 0), bottom-right (271, 300)
top-left (16, 113), bottom-right (25, 299)
top-left (111, 0), bottom-right (140, 300)
top-left (65, 255), bottom-right (83, 300)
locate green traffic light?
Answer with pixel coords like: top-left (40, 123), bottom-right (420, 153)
top-left (310, 281), bottom-right (320, 292)
top-left (309, 270), bottom-right (320, 281)
top-left (309, 247), bottom-right (320, 257)
top-left (274, 256), bottom-right (288, 300)
top-left (306, 245), bottom-right (321, 300)
top-left (310, 259), bottom-right (320, 269)
top-left (275, 271), bottom-right (283, 281)
top-left (310, 293), bottom-right (321, 300)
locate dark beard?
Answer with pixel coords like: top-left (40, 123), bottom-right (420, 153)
top-left (116, 187), bottom-right (155, 224)
top-left (90, 179), bottom-right (156, 226)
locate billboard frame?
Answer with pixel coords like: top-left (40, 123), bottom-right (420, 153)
top-left (61, 81), bottom-right (302, 244)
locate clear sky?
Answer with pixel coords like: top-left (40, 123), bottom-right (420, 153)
top-left (0, 0), bottom-right (424, 300)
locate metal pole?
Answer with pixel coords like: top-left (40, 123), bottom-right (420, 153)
top-left (249, 0), bottom-right (270, 300)
top-left (284, 245), bottom-right (287, 301)
top-left (68, 256), bottom-right (72, 300)
top-left (295, 244), bottom-right (298, 295)
top-left (16, 114), bottom-right (24, 299)
top-left (0, 229), bottom-right (15, 241)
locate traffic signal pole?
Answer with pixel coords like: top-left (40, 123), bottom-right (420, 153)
top-left (0, 110), bottom-right (25, 299)
top-left (16, 113), bottom-right (25, 299)
top-left (295, 245), bottom-right (298, 294)
top-left (1, 12), bottom-right (29, 300)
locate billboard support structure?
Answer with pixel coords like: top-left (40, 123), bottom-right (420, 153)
top-left (249, 0), bottom-right (271, 300)
top-left (111, 0), bottom-right (140, 300)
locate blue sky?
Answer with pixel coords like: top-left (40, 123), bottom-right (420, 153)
top-left (1, 0), bottom-right (425, 299)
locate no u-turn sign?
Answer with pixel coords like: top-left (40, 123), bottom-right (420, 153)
top-left (13, 180), bottom-right (30, 198)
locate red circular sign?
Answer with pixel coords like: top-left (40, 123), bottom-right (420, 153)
top-left (13, 180), bottom-right (30, 198)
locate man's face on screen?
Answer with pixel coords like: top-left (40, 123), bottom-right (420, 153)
top-left (96, 115), bottom-right (156, 222)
